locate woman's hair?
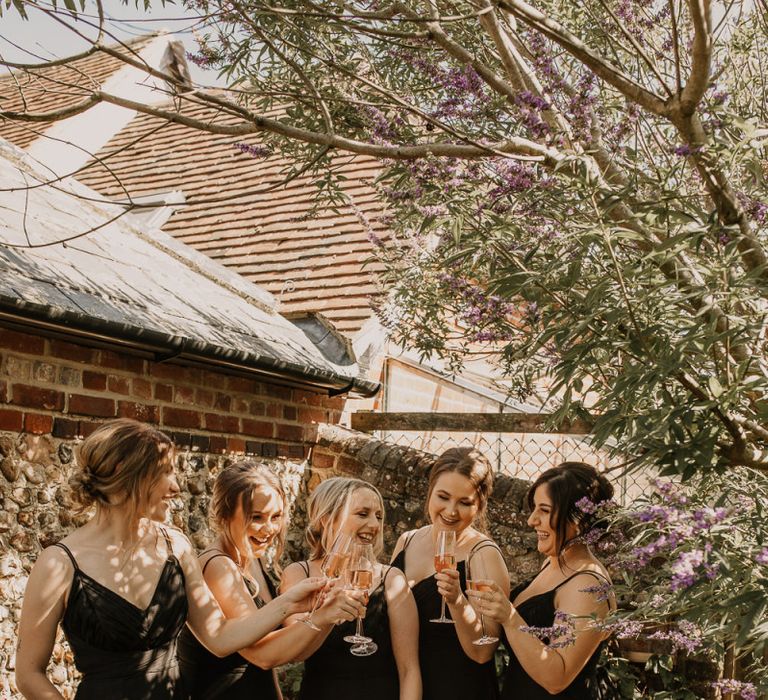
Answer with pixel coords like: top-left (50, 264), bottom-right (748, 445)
top-left (209, 460), bottom-right (288, 575)
top-left (527, 461), bottom-right (614, 556)
top-left (70, 418), bottom-right (175, 531)
top-left (425, 447), bottom-right (494, 532)
top-left (305, 477), bottom-right (385, 560)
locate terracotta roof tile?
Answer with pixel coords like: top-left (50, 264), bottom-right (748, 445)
top-left (76, 98), bottom-right (388, 335)
top-left (0, 34), bottom-right (158, 149)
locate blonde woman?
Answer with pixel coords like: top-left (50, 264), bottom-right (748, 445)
top-left (282, 477), bottom-right (421, 700)
top-left (390, 448), bottom-right (509, 700)
top-left (177, 461), bottom-right (363, 699)
top-left (15, 419), bottom-right (323, 700)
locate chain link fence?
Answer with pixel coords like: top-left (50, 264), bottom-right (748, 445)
top-left (372, 428), bottom-right (651, 506)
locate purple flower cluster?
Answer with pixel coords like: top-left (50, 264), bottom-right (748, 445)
top-left (648, 620), bottom-right (703, 655)
top-left (514, 91), bottom-right (551, 139)
top-left (437, 272), bottom-right (514, 342)
top-left (520, 610), bottom-right (577, 648)
top-left (361, 106), bottom-right (403, 145)
top-left (567, 73), bottom-right (598, 142)
top-left (598, 617), bottom-right (643, 638)
top-left (711, 90), bottom-right (730, 105)
top-left (756, 548), bottom-right (768, 566)
top-left (579, 580), bottom-right (614, 603)
top-left (233, 142), bottom-right (272, 159)
top-left (669, 547), bottom-right (718, 591)
top-left (672, 144), bottom-right (703, 157)
top-left (711, 679), bottom-right (757, 700)
top-left (737, 193), bottom-right (768, 225)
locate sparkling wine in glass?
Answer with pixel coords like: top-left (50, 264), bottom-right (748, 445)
top-left (466, 548), bottom-right (498, 645)
top-left (301, 532), bottom-right (353, 631)
top-left (430, 529), bottom-right (457, 624)
top-left (344, 543), bottom-right (378, 656)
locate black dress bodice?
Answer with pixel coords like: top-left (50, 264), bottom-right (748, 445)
top-left (298, 562), bottom-right (400, 700)
top-left (53, 530), bottom-right (188, 699)
top-left (392, 540), bottom-right (499, 700)
top-left (177, 552), bottom-right (280, 700)
top-left (501, 571), bottom-right (609, 699)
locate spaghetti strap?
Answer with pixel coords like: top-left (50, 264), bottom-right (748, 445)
top-left (402, 530), bottom-right (418, 550)
top-left (553, 569), bottom-right (611, 591)
top-left (469, 539), bottom-right (502, 555)
top-left (201, 552), bottom-right (233, 576)
top-left (52, 542), bottom-right (79, 570)
top-left (299, 561), bottom-right (311, 577)
top-left (159, 526), bottom-right (174, 556)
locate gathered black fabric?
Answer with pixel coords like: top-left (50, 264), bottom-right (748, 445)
top-left (391, 542), bottom-right (499, 700)
top-left (501, 571), bottom-right (608, 699)
top-left (177, 553), bottom-right (280, 700)
top-left (298, 562), bottom-right (400, 700)
top-left (52, 530), bottom-right (188, 699)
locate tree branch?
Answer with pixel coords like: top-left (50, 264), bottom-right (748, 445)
top-left (680, 0), bottom-right (712, 114)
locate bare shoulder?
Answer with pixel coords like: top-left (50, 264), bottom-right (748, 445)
top-left (281, 560), bottom-right (310, 587)
top-left (383, 564), bottom-right (408, 591)
top-left (162, 524), bottom-right (194, 555)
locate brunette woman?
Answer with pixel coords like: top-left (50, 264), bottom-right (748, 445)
top-left (178, 461), bottom-right (363, 699)
top-left (467, 462), bottom-right (615, 698)
top-left (16, 419), bottom-right (323, 700)
top-left (282, 477), bottom-right (421, 700)
top-left (390, 447), bottom-right (509, 700)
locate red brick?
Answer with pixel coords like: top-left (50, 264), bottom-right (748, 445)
top-left (0, 380), bottom-right (6, 403)
top-left (0, 408), bottom-right (23, 431)
top-left (276, 423), bottom-right (304, 442)
top-left (24, 413), bottom-right (53, 434)
top-left (232, 398), bottom-right (250, 414)
top-left (162, 407), bottom-right (201, 429)
top-left (283, 406), bottom-right (298, 421)
top-left (312, 451), bottom-right (337, 469)
top-left (227, 437), bottom-right (246, 453)
top-left (249, 400), bottom-right (265, 416)
top-left (204, 413), bottom-right (239, 433)
top-left (265, 403), bottom-right (280, 418)
top-left (265, 384), bottom-right (293, 401)
top-left (52, 417), bottom-right (79, 438)
top-left (68, 394), bottom-right (116, 417)
top-left (82, 371), bottom-right (107, 391)
top-left (49, 339), bottom-right (95, 363)
top-left (214, 393), bottom-right (231, 411)
top-left (241, 419), bottom-right (273, 438)
top-left (196, 389), bottom-right (214, 408)
top-left (0, 329), bottom-right (45, 354)
top-left (107, 375), bottom-right (131, 395)
top-left (118, 401), bottom-right (159, 423)
top-left (227, 376), bottom-right (257, 393)
top-left (209, 436), bottom-right (227, 453)
top-left (299, 407), bottom-right (327, 424)
top-left (11, 384), bottom-right (65, 411)
top-left (155, 383), bottom-right (173, 401)
top-left (174, 386), bottom-right (195, 405)
top-left (79, 420), bottom-right (101, 437)
top-left (132, 378), bottom-right (152, 400)
top-left (98, 350), bottom-right (145, 374)
top-left (151, 363), bottom-right (200, 384)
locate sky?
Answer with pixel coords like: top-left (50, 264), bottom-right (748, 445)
top-left (0, 0), bottom-right (223, 85)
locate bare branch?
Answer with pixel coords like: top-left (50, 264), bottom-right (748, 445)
top-left (680, 0), bottom-right (712, 114)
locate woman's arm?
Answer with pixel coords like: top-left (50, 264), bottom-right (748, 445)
top-left (385, 567), bottom-right (422, 700)
top-left (436, 543), bottom-right (509, 663)
top-left (277, 562), bottom-right (364, 663)
top-left (471, 573), bottom-right (610, 693)
top-left (174, 531), bottom-right (324, 657)
top-left (15, 548), bottom-right (71, 699)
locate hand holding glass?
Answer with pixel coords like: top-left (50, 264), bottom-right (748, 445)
top-left (301, 532), bottom-right (353, 631)
top-left (344, 543), bottom-right (378, 656)
top-left (430, 529), bottom-right (457, 624)
top-left (466, 548), bottom-right (499, 645)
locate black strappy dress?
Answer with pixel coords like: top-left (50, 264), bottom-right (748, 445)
top-left (391, 537), bottom-right (499, 700)
top-left (52, 529), bottom-right (188, 699)
top-left (501, 570), bottom-right (610, 699)
top-left (298, 562), bottom-right (400, 700)
top-left (176, 552), bottom-right (280, 700)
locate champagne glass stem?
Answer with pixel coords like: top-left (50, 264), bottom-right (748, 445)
top-left (480, 613), bottom-right (487, 637)
top-left (356, 615), bottom-right (364, 639)
top-left (440, 596), bottom-right (447, 620)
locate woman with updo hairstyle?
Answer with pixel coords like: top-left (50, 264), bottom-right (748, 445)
top-left (178, 461), bottom-right (363, 699)
top-left (282, 476), bottom-right (421, 700)
top-left (467, 461), bottom-right (616, 698)
top-left (390, 447), bottom-right (509, 700)
top-left (16, 419), bottom-right (324, 700)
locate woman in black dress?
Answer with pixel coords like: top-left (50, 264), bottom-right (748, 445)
top-left (178, 461), bottom-right (363, 699)
top-left (390, 448), bottom-right (509, 700)
top-left (467, 462), bottom-right (615, 698)
top-left (15, 418), bottom-right (324, 700)
top-left (282, 477), bottom-right (421, 700)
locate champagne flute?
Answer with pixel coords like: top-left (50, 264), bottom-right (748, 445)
top-left (344, 543), bottom-right (378, 656)
top-left (301, 531), bottom-right (353, 631)
top-left (430, 529), bottom-right (457, 624)
top-left (466, 548), bottom-right (498, 645)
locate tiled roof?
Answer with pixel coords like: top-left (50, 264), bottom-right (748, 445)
top-left (0, 34), bottom-right (158, 149)
top-left (0, 138), bottom-right (378, 396)
top-left (75, 98), bottom-right (388, 335)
